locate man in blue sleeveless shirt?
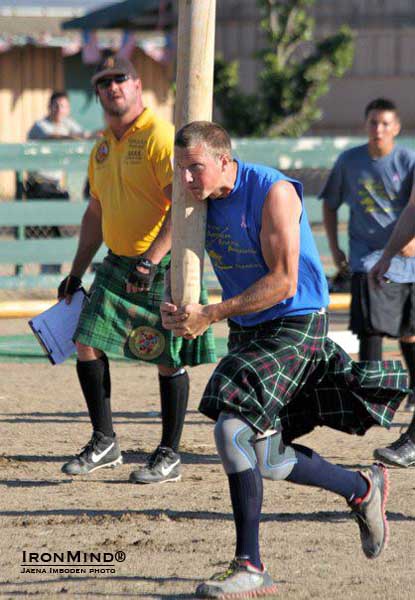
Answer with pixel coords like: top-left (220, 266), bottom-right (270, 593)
top-left (161, 121), bottom-right (406, 598)
top-left (320, 98), bottom-right (415, 417)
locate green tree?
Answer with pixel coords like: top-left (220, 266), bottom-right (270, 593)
top-left (214, 0), bottom-right (354, 136)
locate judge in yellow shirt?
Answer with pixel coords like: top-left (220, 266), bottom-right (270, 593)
top-left (57, 54), bottom-right (216, 483)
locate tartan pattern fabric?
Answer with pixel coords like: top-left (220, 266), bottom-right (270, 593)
top-left (75, 252), bottom-right (217, 368)
top-left (199, 312), bottom-right (407, 438)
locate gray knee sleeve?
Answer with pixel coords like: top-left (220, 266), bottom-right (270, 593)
top-left (214, 412), bottom-right (257, 474)
top-left (254, 430), bottom-right (297, 481)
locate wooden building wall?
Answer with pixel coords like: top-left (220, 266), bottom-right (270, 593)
top-left (0, 46), bottom-right (64, 143)
top-left (213, 0), bottom-right (415, 134)
top-left (131, 48), bottom-right (174, 124)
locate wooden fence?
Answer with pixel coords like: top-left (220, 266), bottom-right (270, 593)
top-left (1, 137), bottom-right (394, 291)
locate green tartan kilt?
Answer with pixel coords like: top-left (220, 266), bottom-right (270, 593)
top-left (199, 311), bottom-right (408, 438)
top-left (75, 251), bottom-right (217, 368)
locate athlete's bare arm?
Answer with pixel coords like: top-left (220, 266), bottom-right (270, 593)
top-left (161, 180), bottom-right (302, 338)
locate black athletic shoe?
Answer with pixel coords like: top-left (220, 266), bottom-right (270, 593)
top-left (374, 433), bottom-right (415, 468)
top-left (61, 432), bottom-right (122, 475)
top-left (129, 446), bottom-right (181, 484)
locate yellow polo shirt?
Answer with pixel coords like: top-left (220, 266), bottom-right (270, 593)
top-left (88, 108), bottom-right (173, 256)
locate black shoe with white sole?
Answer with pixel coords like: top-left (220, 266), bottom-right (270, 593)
top-left (129, 446), bottom-right (181, 484)
top-left (62, 432), bottom-right (122, 475)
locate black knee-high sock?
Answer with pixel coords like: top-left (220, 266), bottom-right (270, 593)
top-left (159, 370), bottom-right (189, 452)
top-left (228, 467), bottom-right (262, 569)
top-left (101, 353), bottom-right (111, 400)
top-left (359, 335), bottom-right (383, 361)
top-left (286, 444), bottom-right (368, 501)
top-left (399, 341), bottom-right (415, 389)
top-left (76, 356), bottom-right (114, 438)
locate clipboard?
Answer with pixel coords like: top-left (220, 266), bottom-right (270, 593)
top-left (28, 289), bottom-right (87, 365)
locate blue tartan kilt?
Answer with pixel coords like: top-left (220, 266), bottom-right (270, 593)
top-left (198, 311), bottom-right (408, 439)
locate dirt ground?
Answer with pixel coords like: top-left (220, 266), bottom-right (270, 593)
top-left (1, 318), bottom-right (415, 599)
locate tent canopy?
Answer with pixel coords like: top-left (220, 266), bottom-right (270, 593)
top-left (62, 0), bottom-right (174, 31)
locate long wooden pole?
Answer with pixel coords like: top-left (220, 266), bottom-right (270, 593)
top-left (170, 0), bottom-right (216, 306)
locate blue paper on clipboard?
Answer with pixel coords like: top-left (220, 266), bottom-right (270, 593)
top-left (28, 289), bottom-right (87, 364)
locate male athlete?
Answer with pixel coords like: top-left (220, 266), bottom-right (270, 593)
top-left (161, 121), bottom-right (406, 598)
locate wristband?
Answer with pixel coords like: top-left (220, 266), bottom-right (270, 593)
top-left (127, 257), bottom-right (157, 290)
top-left (57, 275), bottom-right (82, 299)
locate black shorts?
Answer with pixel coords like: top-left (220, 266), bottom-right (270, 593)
top-left (350, 272), bottom-right (415, 338)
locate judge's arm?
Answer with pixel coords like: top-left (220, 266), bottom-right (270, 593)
top-left (71, 195), bottom-right (103, 275)
top-left (59, 195), bottom-right (103, 303)
top-left (126, 184), bottom-right (172, 294)
top-left (142, 184), bottom-right (173, 264)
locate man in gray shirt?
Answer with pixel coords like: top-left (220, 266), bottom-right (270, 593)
top-left (320, 98), bottom-right (415, 425)
top-left (27, 90), bottom-right (87, 195)
top-left (26, 91), bottom-right (90, 273)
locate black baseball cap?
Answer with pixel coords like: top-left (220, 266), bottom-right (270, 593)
top-left (91, 55), bottom-right (138, 86)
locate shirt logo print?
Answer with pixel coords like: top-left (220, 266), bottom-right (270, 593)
top-left (95, 140), bottom-right (109, 163)
top-left (91, 442), bottom-right (115, 463)
top-left (160, 459), bottom-right (180, 476)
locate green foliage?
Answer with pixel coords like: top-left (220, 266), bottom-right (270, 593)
top-left (214, 0), bottom-right (354, 137)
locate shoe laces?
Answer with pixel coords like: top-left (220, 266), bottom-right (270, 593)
top-left (211, 559), bottom-right (259, 582)
top-left (349, 467), bottom-right (376, 511)
top-left (212, 560), bottom-right (242, 582)
top-left (77, 433), bottom-right (101, 458)
top-left (147, 446), bottom-right (171, 468)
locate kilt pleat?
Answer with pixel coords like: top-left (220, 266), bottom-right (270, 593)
top-left (199, 312), bottom-right (407, 438)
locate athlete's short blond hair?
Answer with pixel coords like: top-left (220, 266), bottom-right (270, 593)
top-left (175, 121), bottom-right (232, 159)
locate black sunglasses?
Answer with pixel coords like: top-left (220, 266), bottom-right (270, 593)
top-left (96, 74), bottom-right (130, 89)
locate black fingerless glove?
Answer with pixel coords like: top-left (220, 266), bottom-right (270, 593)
top-left (57, 275), bottom-right (82, 299)
top-left (127, 257), bottom-right (157, 291)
